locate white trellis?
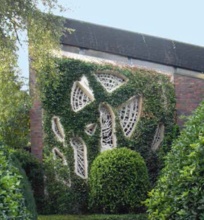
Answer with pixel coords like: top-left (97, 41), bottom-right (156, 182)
top-left (70, 137), bottom-right (88, 179)
top-left (95, 71), bottom-right (127, 93)
top-left (71, 76), bottom-right (94, 112)
top-left (151, 124), bottom-right (165, 151)
top-left (52, 147), bottom-right (71, 187)
top-left (99, 103), bottom-right (116, 151)
top-left (51, 116), bottom-right (65, 142)
top-left (85, 123), bottom-right (97, 136)
top-left (118, 96), bottom-right (142, 137)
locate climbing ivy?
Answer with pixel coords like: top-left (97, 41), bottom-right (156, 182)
top-left (40, 58), bottom-right (176, 214)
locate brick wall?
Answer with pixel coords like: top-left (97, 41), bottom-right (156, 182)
top-left (30, 100), bottom-right (43, 161)
top-left (174, 74), bottom-right (204, 126)
top-left (29, 60), bottom-right (43, 161)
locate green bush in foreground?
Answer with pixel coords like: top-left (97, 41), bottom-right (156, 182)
top-left (0, 146), bottom-right (36, 219)
top-left (14, 149), bottom-right (44, 214)
top-left (145, 101), bottom-right (204, 219)
top-left (89, 148), bottom-right (150, 214)
top-left (12, 151), bottom-right (38, 219)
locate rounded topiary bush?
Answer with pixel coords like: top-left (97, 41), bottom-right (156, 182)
top-left (89, 147), bottom-right (150, 214)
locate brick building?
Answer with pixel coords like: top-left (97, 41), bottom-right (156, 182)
top-left (30, 18), bottom-right (204, 160)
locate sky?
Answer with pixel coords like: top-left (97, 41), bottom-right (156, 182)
top-left (18, 0), bottom-right (204, 83)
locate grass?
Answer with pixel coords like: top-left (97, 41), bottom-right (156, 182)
top-left (38, 214), bottom-right (147, 220)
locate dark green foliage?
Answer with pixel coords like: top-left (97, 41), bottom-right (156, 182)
top-left (42, 158), bottom-right (86, 214)
top-left (145, 101), bottom-right (204, 219)
top-left (38, 214), bottom-right (147, 220)
top-left (13, 149), bottom-right (44, 214)
top-left (11, 154), bottom-right (38, 220)
top-left (40, 58), bottom-right (176, 213)
top-left (89, 148), bottom-right (150, 214)
top-left (0, 146), bottom-right (36, 219)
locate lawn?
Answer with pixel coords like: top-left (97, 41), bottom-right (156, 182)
top-left (38, 214), bottom-right (147, 220)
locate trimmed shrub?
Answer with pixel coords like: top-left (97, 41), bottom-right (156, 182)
top-left (89, 148), bottom-right (150, 214)
top-left (145, 101), bottom-right (204, 219)
top-left (0, 146), bottom-right (36, 219)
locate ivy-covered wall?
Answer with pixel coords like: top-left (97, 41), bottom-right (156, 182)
top-left (40, 58), bottom-right (176, 214)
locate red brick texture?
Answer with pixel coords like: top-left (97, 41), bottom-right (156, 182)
top-left (30, 100), bottom-right (43, 161)
top-left (174, 75), bottom-right (204, 126)
top-left (29, 59), bottom-right (43, 161)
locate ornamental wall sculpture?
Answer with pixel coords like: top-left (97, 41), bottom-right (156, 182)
top-left (94, 71), bottom-right (127, 93)
top-left (158, 80), bottom-right (168, 111)
top-left (52, 116), bottom-right (65, 143)
top-left (85, 123), bottom-right (97, 136)
top-left (50, 71), bottom-right (156, 180)
top-left (99, 103), bottom-right (116, 152)
top-left (70, 137), bottom-right (88, 179)
top-left (118, 96), bottom-right (142, 137)
top-left (52, 147), bottom-right (71, 187)
top-left (151, 124), bottom-right (165, 151)
top-left (52, 147), bottom-right (68, 165)
top-left (45, 60), bottom-right (175, 190)
top-left (71, 76), bottom-right (94, 112)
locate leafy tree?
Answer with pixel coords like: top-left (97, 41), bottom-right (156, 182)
top-left (0, 0), bottom-right (66, 148)
top-left (0, 1), bottom-right (66, 216)
top-left (0, 0), bottom-right (65, 77)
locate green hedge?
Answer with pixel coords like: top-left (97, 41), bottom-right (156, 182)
top-left (145, 101), bottom-right (204, 219)
top-left (89, 148), bottom-right (150, 214)
top-left (0, 146), bottom-right (36, 219)
top-left (40, 58), bottom-right (176, 213)
top-left (38, 214), bottom-right (147, 220)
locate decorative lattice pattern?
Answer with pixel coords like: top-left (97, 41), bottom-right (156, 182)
top-left (52, 116), bottom-right (65, 142)
top-left (99, 103), bottom-right (116, 151)
top-left (85, 123), bottom-right (97, 136)
top-left (52, 147), bottom-right (71, 187)
top-left (151, 124), bottom-right (165, 151)
top-left (52, 147), bottom-right (68, 165)
top-left (70, 137), bottom-right (88, 179)
top-left (71, 76), bottom-right (94, 112)
top-left (95, 71), bottom-right (127, 93)
top-left (159, 80), bottom-right (168, 110)
top-left (118, 96), bottom-right (142, 137)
